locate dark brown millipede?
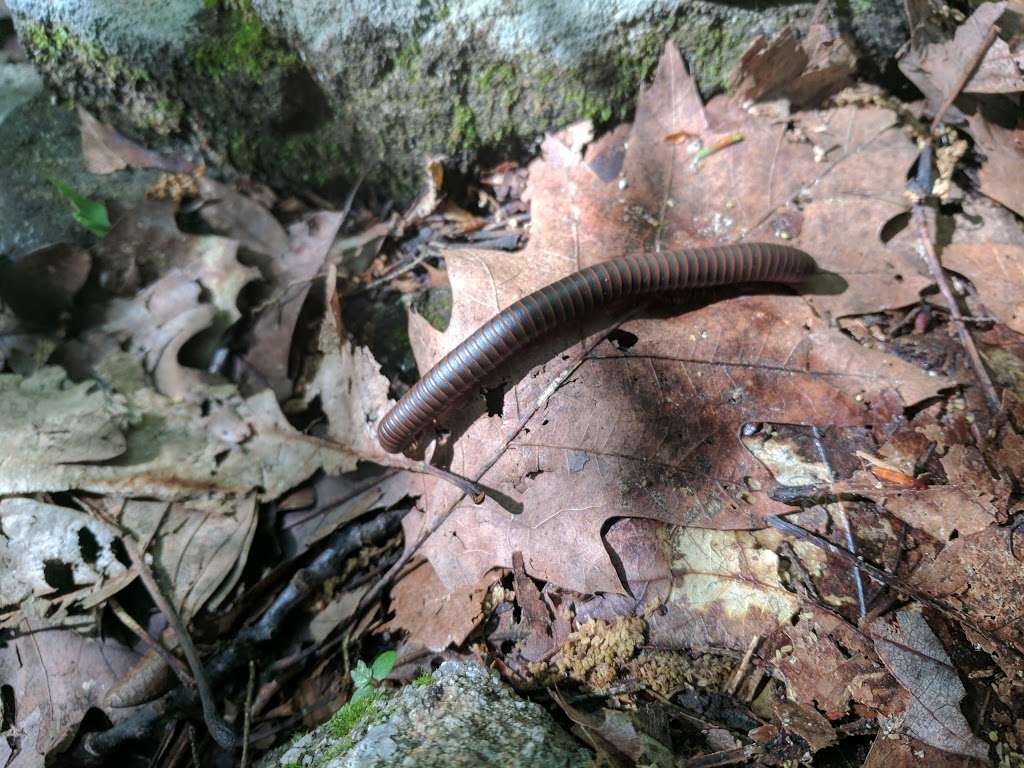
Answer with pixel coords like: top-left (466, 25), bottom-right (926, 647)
top-left (377, 243), bottom-right (817, 454)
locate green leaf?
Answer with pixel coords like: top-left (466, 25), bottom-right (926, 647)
top-left (371, 650), bottom-right (396, 681)
top-left (350, 659), bottom-right (372, 689)
top-left (49, 178), bottom-right (111, 237)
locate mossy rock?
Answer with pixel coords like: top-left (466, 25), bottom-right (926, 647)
top-left (8, 0), bottom-right (902, 202)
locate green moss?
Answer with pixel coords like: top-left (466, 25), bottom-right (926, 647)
top-left (479, 62), bottom-right (515, 89)
top-left (395, 39), bottom-right (422, 74)
top-left (414, 287), bottom-right (452, 331)
top-left (192, 0), bottom-right (297, 81)
top-left (413, 672), bottom-right (433, 687)
top-left (19, 21), bottom-right (181, 134)
top-left (687, 22), bottom-right (749, 91)
top-left (317, 691), bottom-right (390, 765)
top-left (448, 101), bottom-right (477, 149)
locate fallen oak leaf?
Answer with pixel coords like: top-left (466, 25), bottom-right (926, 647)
top-left (0, 365), bottom-right (356, 502)
top-left (402, 43), bottom-right (949, 594)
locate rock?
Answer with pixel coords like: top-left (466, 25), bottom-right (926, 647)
top-left (0, 62), bottom-right (162, 259)
top-left (8, 0), bottom-right (823, 201)
top-left (8, 1), bottom-right (910, 203)
top-left (258, 661), bottom-right (592, 768)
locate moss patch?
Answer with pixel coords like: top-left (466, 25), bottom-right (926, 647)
top-left (18, 21), bottom-right (182, 135)
top-left (192, 0), bottom-right (297, 81)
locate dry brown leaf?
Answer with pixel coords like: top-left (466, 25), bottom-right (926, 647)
top-left (239, 211), bottom-right (344, 399)
top-left (871, 611), bottom-right (990, 760)
top-left (78, 105), bottom-right (193, 175)
top-left (119, 498), bottom-right (257, 619)
top-left (944, 242), bottom-right (1024, 333)
top-left (899, 2), bottom-right (1024, 111)
top-left (403, 43), bottom-right (947, 594)
top-left (196, 177), bottom-right (290, 257)
top-left (910, 525), bottom-right (1024, 672)
top-left (729, 23), bottom-right (856, 107)
top-left (0, 621), bottom-right (141, 767)
top-left (0, 242), bottom-right (91, 325)
top-left (385, 558), bottom-right (493, 653)
top-left (967, 111), bottom-right (1024, 218)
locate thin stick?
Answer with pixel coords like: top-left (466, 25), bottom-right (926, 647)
top-left (109, 598), bottom-right (192, 682)
top-left (811, 425), bottom-right (866, 618)
top-left (912, 207), bottom-right (1000, 413)
top-left (931, 21), bottom-right (1000, 132)
top-left (123, 536), bottom-right (238, 749)
top-left (726, 635), bottom-right (759, 696)
top-left (350, 247), bottom-right (436, 294)
top-left (240, 660), bottom-right (256, 767)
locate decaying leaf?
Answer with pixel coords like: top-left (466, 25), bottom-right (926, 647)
top-left (0, 622), bottom-right (141, 768)
top-left (0, 366), bottom-right (354, 502)
top-left (303, 280), bottom-right (394, 464)
top-left (769, 608), bottom-right (901, 720)
top-left (871, 611), bottom-right (990, 760)
top-left (239, 211), bottom-right (344, 399)
top-left (646, 528), bottom-right (798, 651)
top-left (910, 525), bottom-right (1024, 672)
top-left (0, 497), bottom-right (127, 607)
top-left (118, 498), bottom-right (257, 620)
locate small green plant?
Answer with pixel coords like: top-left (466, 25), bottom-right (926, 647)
top-left (413, 671), bottom-right (433, 687)
top-left (349, 650), bottom-right (396, 705)
top-left (49, 178), bottom-right (110, 237)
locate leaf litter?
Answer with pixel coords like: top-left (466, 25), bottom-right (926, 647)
top-left (5, 5), bottom-right (1024, 767)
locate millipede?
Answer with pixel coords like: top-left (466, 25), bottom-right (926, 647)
top-left (377, 243), bottom-right (817, 454)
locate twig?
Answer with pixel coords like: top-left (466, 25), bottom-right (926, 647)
top-left (73, 510), bottom-right (404, 763)
top-left (108, 598), bottom-right (191, 682)
top-left (240, 660), bottom-right (256, 768)
top-left (811, 426), bottom-right (867, 618)
top-left (348, 247), bottom-right (436, 294)
top-left (725, 635), bottom-right (759, 696)
top-left (353, 308), bottom-right (644, 617)
top-left (122, 535), bottom-right (238, 749)
top-left (188, 724), bottom-right (201, 768)
top-left (912, 207), bottom-right (1000, 413)
top-left (931, 21), bottom-right (1000, 132)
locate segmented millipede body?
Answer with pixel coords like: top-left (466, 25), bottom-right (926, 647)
top-left (377, 243), bottom-right (816, 454)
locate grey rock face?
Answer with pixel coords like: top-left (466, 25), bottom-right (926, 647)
top-left (8, 0), bottom-right (814, 201)
top-left (260, 661), bottom-right (592, 768)
top-left (0, 62), bottom-right (160, 259)
top-left (8, 0), bottom-right (907, 201)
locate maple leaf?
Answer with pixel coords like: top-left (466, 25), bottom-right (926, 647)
top-left (401, 43), bottom-right (947, 594)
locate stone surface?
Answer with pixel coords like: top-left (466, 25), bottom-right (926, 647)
top-left (8, 0), bottom-right (816, 201)
top-left (7, 0), bottom-right (908, 202)
top-left (258, 661), bottom-right (592, 768)
top-left (0, 62), bottom-right (161, 259)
